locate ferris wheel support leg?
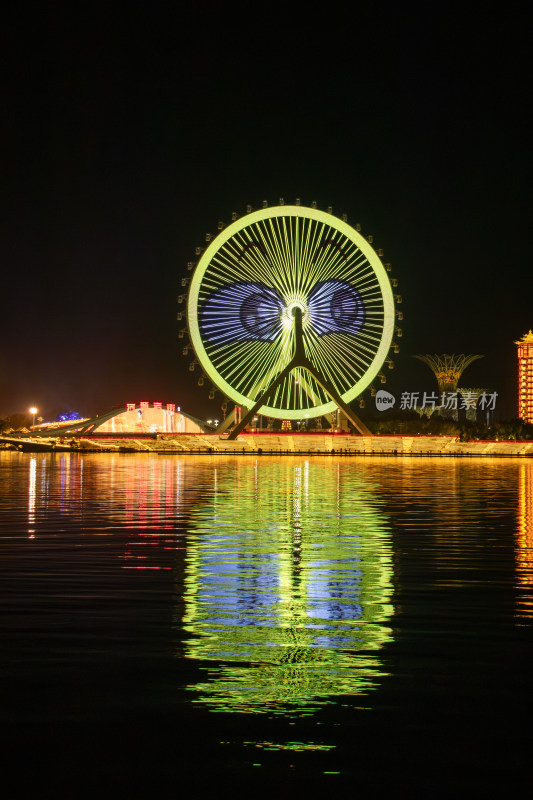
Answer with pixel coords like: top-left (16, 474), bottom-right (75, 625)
top-left (303, 366), bottom-right (371, 436)
top-left (228, 306), bottom-right (372, 439)
top-left (228, 364), bottom-right (371, 438)
top-left (216, 408), bottom-right (236, 434)
top-left (228, 364), bottom-right (296, 440)
top-left (337, 407), bottom-right (370, 436)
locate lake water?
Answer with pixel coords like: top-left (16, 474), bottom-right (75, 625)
top-left (1, 451), bottom-right (532, 793)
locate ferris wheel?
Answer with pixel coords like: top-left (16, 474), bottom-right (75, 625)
top-left (184, 203), bottom-right (400, 436)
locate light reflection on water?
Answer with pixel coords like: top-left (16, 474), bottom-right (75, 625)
top-left (1, 452), bottom-right (533, 732)
top-left (182, 460), bottom-right (394, 713)
top-left (517, 461), bottom-right (533, 620)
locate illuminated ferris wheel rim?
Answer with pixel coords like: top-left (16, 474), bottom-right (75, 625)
top-left (187, 205), bottom-right (395, 420)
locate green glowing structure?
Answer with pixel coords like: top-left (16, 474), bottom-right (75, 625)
top-left (456, 388), bottom-right (487, 421)
top-left (186, 205), bottom-right (397, 432)
top-left (181, 458), bottom-right (394, 714)
top-left (413, 353), bottom-right (483, 395)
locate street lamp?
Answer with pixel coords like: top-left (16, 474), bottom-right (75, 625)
top-left (29, 407), bottom-right (38, 429)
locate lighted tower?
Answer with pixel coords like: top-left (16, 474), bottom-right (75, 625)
top-left (414, 354), bottom-right (483, 394)
top-left (516, 331), bottom-right (533, 423)
top-left (413, 354), bottom-right (484, 418)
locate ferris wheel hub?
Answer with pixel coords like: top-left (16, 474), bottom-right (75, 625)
top-left (284, 301), bottom-right (307, 324)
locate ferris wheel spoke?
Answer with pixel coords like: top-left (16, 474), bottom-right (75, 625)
top-left (273, 217), bottom-right (297, 295)
top-left (298, 219), bottom-right (319, 296)
top-left (311, 336), bottom-right (371, 389)
top-left (232, 232), bottom-right (276, 287)
top-left (225, 348), bottom-right (277, 391)
top-left (314, 344), bottom-right (356, 393)
top-left (256, 222), bottom-right (293, 300)
top-left (292, 368), bottom-right (321, 407)
top-left (247, 347), bottom-right (292, 402)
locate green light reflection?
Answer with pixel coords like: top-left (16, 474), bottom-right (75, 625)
top-left (182, 459), bottom-right (394, 714)
top-left (245, 740), bottom-right (336, 751)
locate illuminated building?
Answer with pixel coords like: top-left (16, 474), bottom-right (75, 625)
top-left (516, 330), bottom-right (533, 423)
top-left (30, 402), bottom-right (206, 436)
top-left (94, 402), bottom-right (199, 434)
top-left (456, 388), bottom-right (486, 422)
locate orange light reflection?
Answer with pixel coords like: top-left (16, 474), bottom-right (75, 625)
top-left (516, 461), bottom-right (533, 621)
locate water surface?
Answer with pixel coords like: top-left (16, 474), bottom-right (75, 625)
top-left (1, 452), bottom-right (532, 792)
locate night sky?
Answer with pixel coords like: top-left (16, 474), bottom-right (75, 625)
top-left (2, 5), bottom-right (531, 422)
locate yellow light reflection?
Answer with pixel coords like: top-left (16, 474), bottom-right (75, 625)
top-left (182, 458), bottom-right (394, 714)
top-left (516, 461), bottom-right (533, 620)
top-left (28, 457), bottom-right (36, 537)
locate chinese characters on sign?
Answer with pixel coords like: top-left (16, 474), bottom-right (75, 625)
top-left (125, 402), bottom-right (180, 412)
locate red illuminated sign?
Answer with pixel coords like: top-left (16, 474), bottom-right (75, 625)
top-left (126, 401), bottom-right (179, 412)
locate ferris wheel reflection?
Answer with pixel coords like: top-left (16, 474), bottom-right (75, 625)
top-left (181, 459), bottom-right (395, 714)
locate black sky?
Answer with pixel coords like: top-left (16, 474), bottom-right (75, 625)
top-left (1, 4), bottom-right (531, 421)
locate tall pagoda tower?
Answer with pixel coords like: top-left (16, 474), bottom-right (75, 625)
top-left (516, 331), bottom-right (533, 423)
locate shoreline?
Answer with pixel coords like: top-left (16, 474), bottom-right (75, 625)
top-left (3, 433), bottom-right (533, 457)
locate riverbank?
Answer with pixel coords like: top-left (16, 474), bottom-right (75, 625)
top-left (3, 433), bottom-right (533, 456)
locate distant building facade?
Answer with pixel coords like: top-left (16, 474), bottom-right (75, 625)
top-left (516, 331), bottom-right (533, 423)
top-left (32, 402), bottom-right (206, 436)
top-left (94, 402), bottom-right (203, 434)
